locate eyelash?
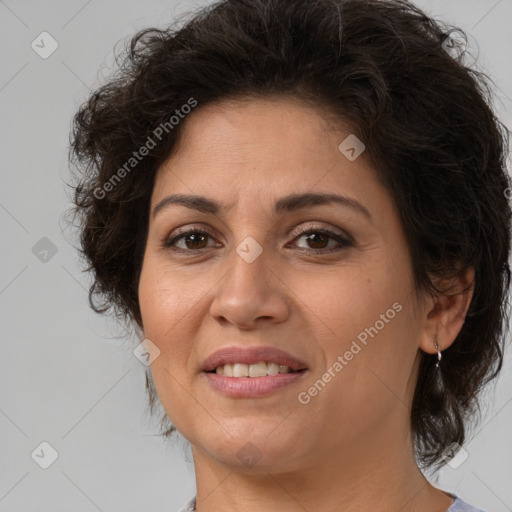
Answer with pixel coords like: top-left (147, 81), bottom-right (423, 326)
top-left (162, 224), bottom-right (353, 255)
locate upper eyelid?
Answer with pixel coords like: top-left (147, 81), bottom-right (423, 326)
top-left (288, 222), bottom-right (351, 241)
top-left (167, 221), bottom-right (348, 239)
top-left (165, 222), bottom-right (352, 248)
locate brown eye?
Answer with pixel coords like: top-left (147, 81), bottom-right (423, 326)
top-left (302, 232), bottom-right (330, 249)
top-left (292, 228), bottom-right (352, 253)
top-left (181, 232), bottom-right (209, 250)
top-left (162, 226), bottom-right (352, 255)
top-left (163, 229), bottom-right (219, 252)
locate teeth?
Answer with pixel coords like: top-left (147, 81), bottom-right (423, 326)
top-left (249, 362), bottom-right (267, 377)
top-left (213, 361), bottom-right (299, 377)
top-left (267, 362), bottom-right (280, 375)
top-left (233, 363), bottom-right (249, 377)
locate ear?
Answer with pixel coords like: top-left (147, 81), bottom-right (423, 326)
top-left (419, 266), bottom-right (475, 354)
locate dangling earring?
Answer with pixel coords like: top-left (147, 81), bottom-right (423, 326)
top-left (433, 339), bottom-right (442, 369)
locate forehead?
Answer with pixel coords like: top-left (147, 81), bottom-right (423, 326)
top-left (152, 96), bottom-right (374, 201)
top-left (147, 97), bottom-right (408, 272)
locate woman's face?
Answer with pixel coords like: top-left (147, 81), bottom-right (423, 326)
top-left (138, 97), bottom-right (428, 472)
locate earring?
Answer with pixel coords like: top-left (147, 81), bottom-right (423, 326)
top-left (433, 339), bottom-right (442, 368)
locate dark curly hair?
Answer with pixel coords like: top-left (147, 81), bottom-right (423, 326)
top-left (68, 0), bottom-right (512, 471)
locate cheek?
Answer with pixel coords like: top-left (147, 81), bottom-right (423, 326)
top-left (138, 260), bottom-right (197, 389)
top-left (286, 260), bottom-right (408, 347)
top-left (138, 261), bottom-right (203, 431)
top-left (137, 256), bottom-right (221, 384)
top-left (138, 257), bottom-right (207, 337)
top-left (287, 256), bottom-right (417, 400)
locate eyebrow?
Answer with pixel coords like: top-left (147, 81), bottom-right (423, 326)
top-left (152, 192), bottom-right (372, 221)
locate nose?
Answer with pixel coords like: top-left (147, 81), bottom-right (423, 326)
top-left (209, 245), bottom-right (290, 330)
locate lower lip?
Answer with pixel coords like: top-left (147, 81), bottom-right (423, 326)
top-left (203, 370), bottom-right (307, 398)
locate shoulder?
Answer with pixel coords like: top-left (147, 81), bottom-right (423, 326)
top-left (447, 495), bottom-right (486, 512)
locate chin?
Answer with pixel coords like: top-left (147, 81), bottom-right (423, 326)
top-left (194, 422), bottom-right (306, 471)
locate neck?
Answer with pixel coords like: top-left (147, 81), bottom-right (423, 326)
top-left (190, 419), bottom-right (454, 512)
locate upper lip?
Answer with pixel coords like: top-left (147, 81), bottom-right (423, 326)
top-left (201, 345), bottom-right (308, 372)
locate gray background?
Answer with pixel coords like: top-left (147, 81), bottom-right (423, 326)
top-left (0, 0), bottom-right (511, 511)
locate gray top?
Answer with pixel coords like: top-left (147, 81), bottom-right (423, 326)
top-left (447, 494), bottom-right (486, 511)
top-left (178, 493), bottom-right (485, 511)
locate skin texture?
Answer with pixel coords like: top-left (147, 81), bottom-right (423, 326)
top-left (138, 97), bottom-right (474, 512)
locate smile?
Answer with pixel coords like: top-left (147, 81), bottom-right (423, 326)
top-left (204, 371), bottom-right (307, 397)
top-left (211, 362), bottom-right (300, 377)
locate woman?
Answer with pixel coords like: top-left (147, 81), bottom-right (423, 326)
top-left (68, 0), bottom-right (511, 510)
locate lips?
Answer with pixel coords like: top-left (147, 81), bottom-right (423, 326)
top-left (201, 345), bottom-right (308, 373)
